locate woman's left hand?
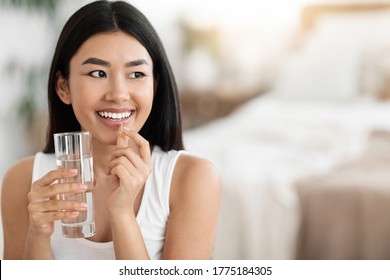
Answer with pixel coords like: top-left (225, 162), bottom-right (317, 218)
top-left (107, 129), bottom-right (151, 214)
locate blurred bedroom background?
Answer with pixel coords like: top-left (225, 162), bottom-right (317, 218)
top-left (2, 0), bottom-right (390, 259)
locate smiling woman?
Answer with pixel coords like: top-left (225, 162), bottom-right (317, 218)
top-left (1, 0), bottom-right (221, 260)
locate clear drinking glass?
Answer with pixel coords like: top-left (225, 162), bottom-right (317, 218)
top-left (54, 131), bottom-right (96, 238)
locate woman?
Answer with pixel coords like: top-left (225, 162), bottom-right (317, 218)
top-left (1, 0), bottom-right (221, 260)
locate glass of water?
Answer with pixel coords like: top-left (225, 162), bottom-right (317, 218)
top-left (54, 131), bottom-right (96, 238)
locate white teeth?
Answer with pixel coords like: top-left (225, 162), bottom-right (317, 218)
top-left (98, 111), bottom-right (132, 120)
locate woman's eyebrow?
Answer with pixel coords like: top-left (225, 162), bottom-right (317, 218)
top-left (125, 59), bottom-right (149, 67)
top-left (81, 57), bottom-right (110, 66)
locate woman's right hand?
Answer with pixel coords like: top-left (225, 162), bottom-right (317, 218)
top-left (27, 168), bottom-right (88, 237)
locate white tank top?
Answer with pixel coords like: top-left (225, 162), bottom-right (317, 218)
top-left (32, 146), bottom-right (185, 260)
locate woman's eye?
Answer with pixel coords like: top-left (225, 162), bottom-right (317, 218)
top-left (129, 72), bottom-right (144, 79)
top-left (90, 70), bottom-right (106, 78)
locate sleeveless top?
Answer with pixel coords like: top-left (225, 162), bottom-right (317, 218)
top-left (32, 146), bottom-right (185, 260)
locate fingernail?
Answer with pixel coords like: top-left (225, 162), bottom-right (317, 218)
top-left (80, 202), bottom-right (88, 208)
top-left (69, 169), bottom-right (78, 174)
top-left (70, 211), bottom-right (79, 216)
top-left (79, 184), bottom-right (88, 190)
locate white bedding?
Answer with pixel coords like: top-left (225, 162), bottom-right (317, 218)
top-left (184, 96), bottom-right (390, 259)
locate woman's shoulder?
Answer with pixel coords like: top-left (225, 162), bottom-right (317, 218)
top-left (170, 152), bottom-right (222, 205)
top-left (3, 155), bottom-right (35, 180)
top-left (2, 155), bottom-right (35, 195)
top-left (176, 153), bottom-right (220, 181)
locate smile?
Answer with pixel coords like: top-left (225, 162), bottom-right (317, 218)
top-left (97, 111), bottom-right (133, 120)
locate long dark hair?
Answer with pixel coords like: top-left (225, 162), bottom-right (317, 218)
top-left (43, 0), bottom-right (183, 153)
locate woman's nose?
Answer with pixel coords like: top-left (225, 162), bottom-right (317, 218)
top-left (105, 76), bottom-right (130, 102)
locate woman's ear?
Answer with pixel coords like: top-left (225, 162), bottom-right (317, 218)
top-left (55, 71), bottom-right (72, 105)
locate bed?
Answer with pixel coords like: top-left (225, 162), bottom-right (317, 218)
top-left (183, 3), bottom-right (390, 259)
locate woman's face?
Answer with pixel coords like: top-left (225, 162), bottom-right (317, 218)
top-left (57, 31), bottom-right (154, 146)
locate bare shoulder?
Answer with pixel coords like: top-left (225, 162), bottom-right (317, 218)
top-left (175, 153), bottom-right (221, 186)
top-left (170, 153), bottom-right (222, 206)
top-left (2, 156), bottom-right (35, 199)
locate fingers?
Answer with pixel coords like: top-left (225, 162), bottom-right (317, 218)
top-left (34, 168), bottom-right (78, 188)
top-left (110, 130), bottom-right (151, 193)
top-left (28, 199), bottom-right (87, 214)
top-left (29, 210), bottom-right (81, 225)
top-left (109, 150), bottom-right (151, 185)
top-left (111, 142), bottom-right (151, 180)
top-left (30, 172), bottom-right (87, 203)
top-left (110, 155), bottom-right (138, 176)
top-left (42, 182), bottom-right (87, 198)
top-left (111, 147), bottom-right (147, 170)
top-left (117, 128), bottom-right (151, 164)
top-left (28, 169), bottom-right (88, 218)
